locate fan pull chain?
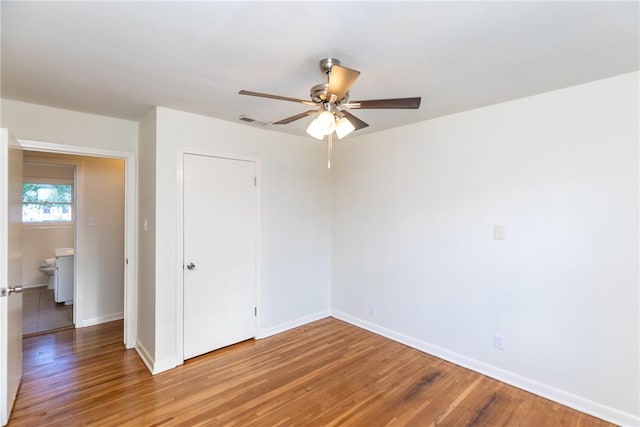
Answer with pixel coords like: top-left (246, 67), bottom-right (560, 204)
top-left (327, 133), bottom-right (333, 169)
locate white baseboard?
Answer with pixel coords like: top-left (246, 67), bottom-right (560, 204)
top-left (134, 340), bottom-right (178, 375)
top-left (147, 311), bottom-right (332, 375)
top-left (331, 310), bottom-right (639, 427)
top-left (22, 282), bottom-right (48, 289)
top-left (136, 311), bottom-right (332, 377)
top-left (150, 357), bottom-right (178, 375)
top-left (257, 309), bottom-right (330, 339)
top-left (78, 311), bottom-right (123, 328)
top-left (135, 340), bottom-right (155, 374)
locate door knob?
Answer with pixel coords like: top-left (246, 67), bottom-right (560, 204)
top-left (186, 262), bottom-right (196, 270)
top-left (1, 285), bottom-right (23, 297)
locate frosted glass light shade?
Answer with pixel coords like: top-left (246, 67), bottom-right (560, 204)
top-left (317, 111), bottom-right (336, 134)
top-left (335, 117), bottom-right (355, 139)
top-left (306, 118), bottom-right (325, 140)
top-left (306, 111), bottom-right (337, 140)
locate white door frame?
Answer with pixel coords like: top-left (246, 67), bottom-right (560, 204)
top-left (17, 139), bottom-right (137, 348)
top-left (176, 146), bottom-right (261, 363)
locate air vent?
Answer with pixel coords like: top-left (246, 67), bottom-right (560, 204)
top-left (238, 115), bottom-right (270, 127)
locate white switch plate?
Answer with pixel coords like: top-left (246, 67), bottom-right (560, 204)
top-left (495, 334), bottom-right (505, 350)
top-left (493, 225), bottom-right (505, 240)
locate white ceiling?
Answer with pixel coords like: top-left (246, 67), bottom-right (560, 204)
top-left (2, 1), bottom-right (638, 138)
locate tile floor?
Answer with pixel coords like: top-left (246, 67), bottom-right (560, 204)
top-left (23, 285), bottom-right (73, 335)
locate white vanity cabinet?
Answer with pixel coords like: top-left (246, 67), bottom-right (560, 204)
top-left (54, 248), bottom-right (74, 304)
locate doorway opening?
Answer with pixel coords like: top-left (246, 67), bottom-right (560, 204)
top-left (21, 157), bottom-right (77, 335)
top-left (17, 139), bottom-right (136, 348)
top-left (20, 152), bottom-right (128, 338)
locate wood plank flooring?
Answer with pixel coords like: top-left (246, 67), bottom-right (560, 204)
top-left (9, 318), bottom-right (613, 426)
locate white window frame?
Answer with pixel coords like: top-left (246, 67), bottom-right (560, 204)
top-left (22, 176), bottom-right (75, 228)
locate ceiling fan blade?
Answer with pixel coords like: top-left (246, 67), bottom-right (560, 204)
top-left (341, 110), bottom-right (369, 130)
top-left (239, 90), bottom-right (317, 106)
top-left (273, 110), bottom-right (319, 125)
top-left (326, 65), bottom-right (360, 102)
top-left (346, 97), bottom-right (421, 109)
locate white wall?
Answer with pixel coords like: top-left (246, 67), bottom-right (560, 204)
top-left (77, 155), bottom-right (125, 325)
top-left (331, 72), bottom-right (639, 424)
top-left (150, 107), bottom-right (331, 370)
top-left (137, 109), bottom-right (157, 362)
top-left (1, 99), bottom-right (137, 152)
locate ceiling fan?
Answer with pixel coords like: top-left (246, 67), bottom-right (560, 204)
top-left (239, 58), bottom-right (421, 167)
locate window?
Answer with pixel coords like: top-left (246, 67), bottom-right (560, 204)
top-left (22, 183), bottom-right (73, 223)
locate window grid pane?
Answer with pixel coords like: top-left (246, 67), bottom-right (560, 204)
top-left (22, 183), bottom-right (73, 223)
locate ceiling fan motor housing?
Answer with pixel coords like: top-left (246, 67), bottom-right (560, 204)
top-left (319, 57), bottom-right (340, 74)
top-left (311, 84), bottom-right (350, 105)
top-left (310, 83), bottom-right (328, 103)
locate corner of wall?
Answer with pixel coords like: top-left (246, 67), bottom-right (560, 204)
top-left (331, 310), bottom-right (639, 427)
top-left (136, 105), bottom-right (158, 366)
top-left (257, 309), bottom-right (331, 339)
top-left (135, 339), bottom-right (179, 375)
top-left (134, 340), bottom-right (155, 374)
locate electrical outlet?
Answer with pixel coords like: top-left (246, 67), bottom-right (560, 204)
top-left (493, 225), bottom-right (505, 240)
top-left (494, 334), bottom-right (505, 350)
top-left (368, 304), bottom-right (376, 317)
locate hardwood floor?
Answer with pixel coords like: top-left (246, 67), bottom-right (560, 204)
top-left (10, 318), bottom-right (613, 426)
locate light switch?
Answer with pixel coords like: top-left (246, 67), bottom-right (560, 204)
top-left (88, 216), bottom-right (96, 227)
top-left (143, 219), bottom-right (148, 232)
top-left (493, 225), bottom-right (505, 240)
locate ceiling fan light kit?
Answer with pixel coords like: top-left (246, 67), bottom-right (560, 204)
top-left (334, 117), bottom-right (356, 139)
top-left (239, 58), bottom-right (421, 168)
top-left (305, 109), bottom-right (357, 141)
top-left (305, 119), bottom-right (326, 140)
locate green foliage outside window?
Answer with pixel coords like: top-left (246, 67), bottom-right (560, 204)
top-left (22, 183), bottom-right (73, 223)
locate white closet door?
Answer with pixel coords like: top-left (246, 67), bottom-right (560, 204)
top-left (183, 154), bottom-right (256, 360)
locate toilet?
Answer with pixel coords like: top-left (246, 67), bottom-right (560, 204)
top-left (40, 257), bottom-right (56, 289)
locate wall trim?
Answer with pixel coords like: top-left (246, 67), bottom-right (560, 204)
top-left (257, 310), bottom-right (331, 339)
top-left (143, 311), bottom-right (331, 375)
top-left (79, 311), bottom-right (123, 328)
top-left (135, 340), bottom-right (154, 374)
top-left (151, 357), bottom-right (179, 375)
top-left (135, 341), bottom-right (178, 375)
top-left (331, 310), bottom-right (639, 427)
top-left (21, 283), bottom-right (47, 289)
